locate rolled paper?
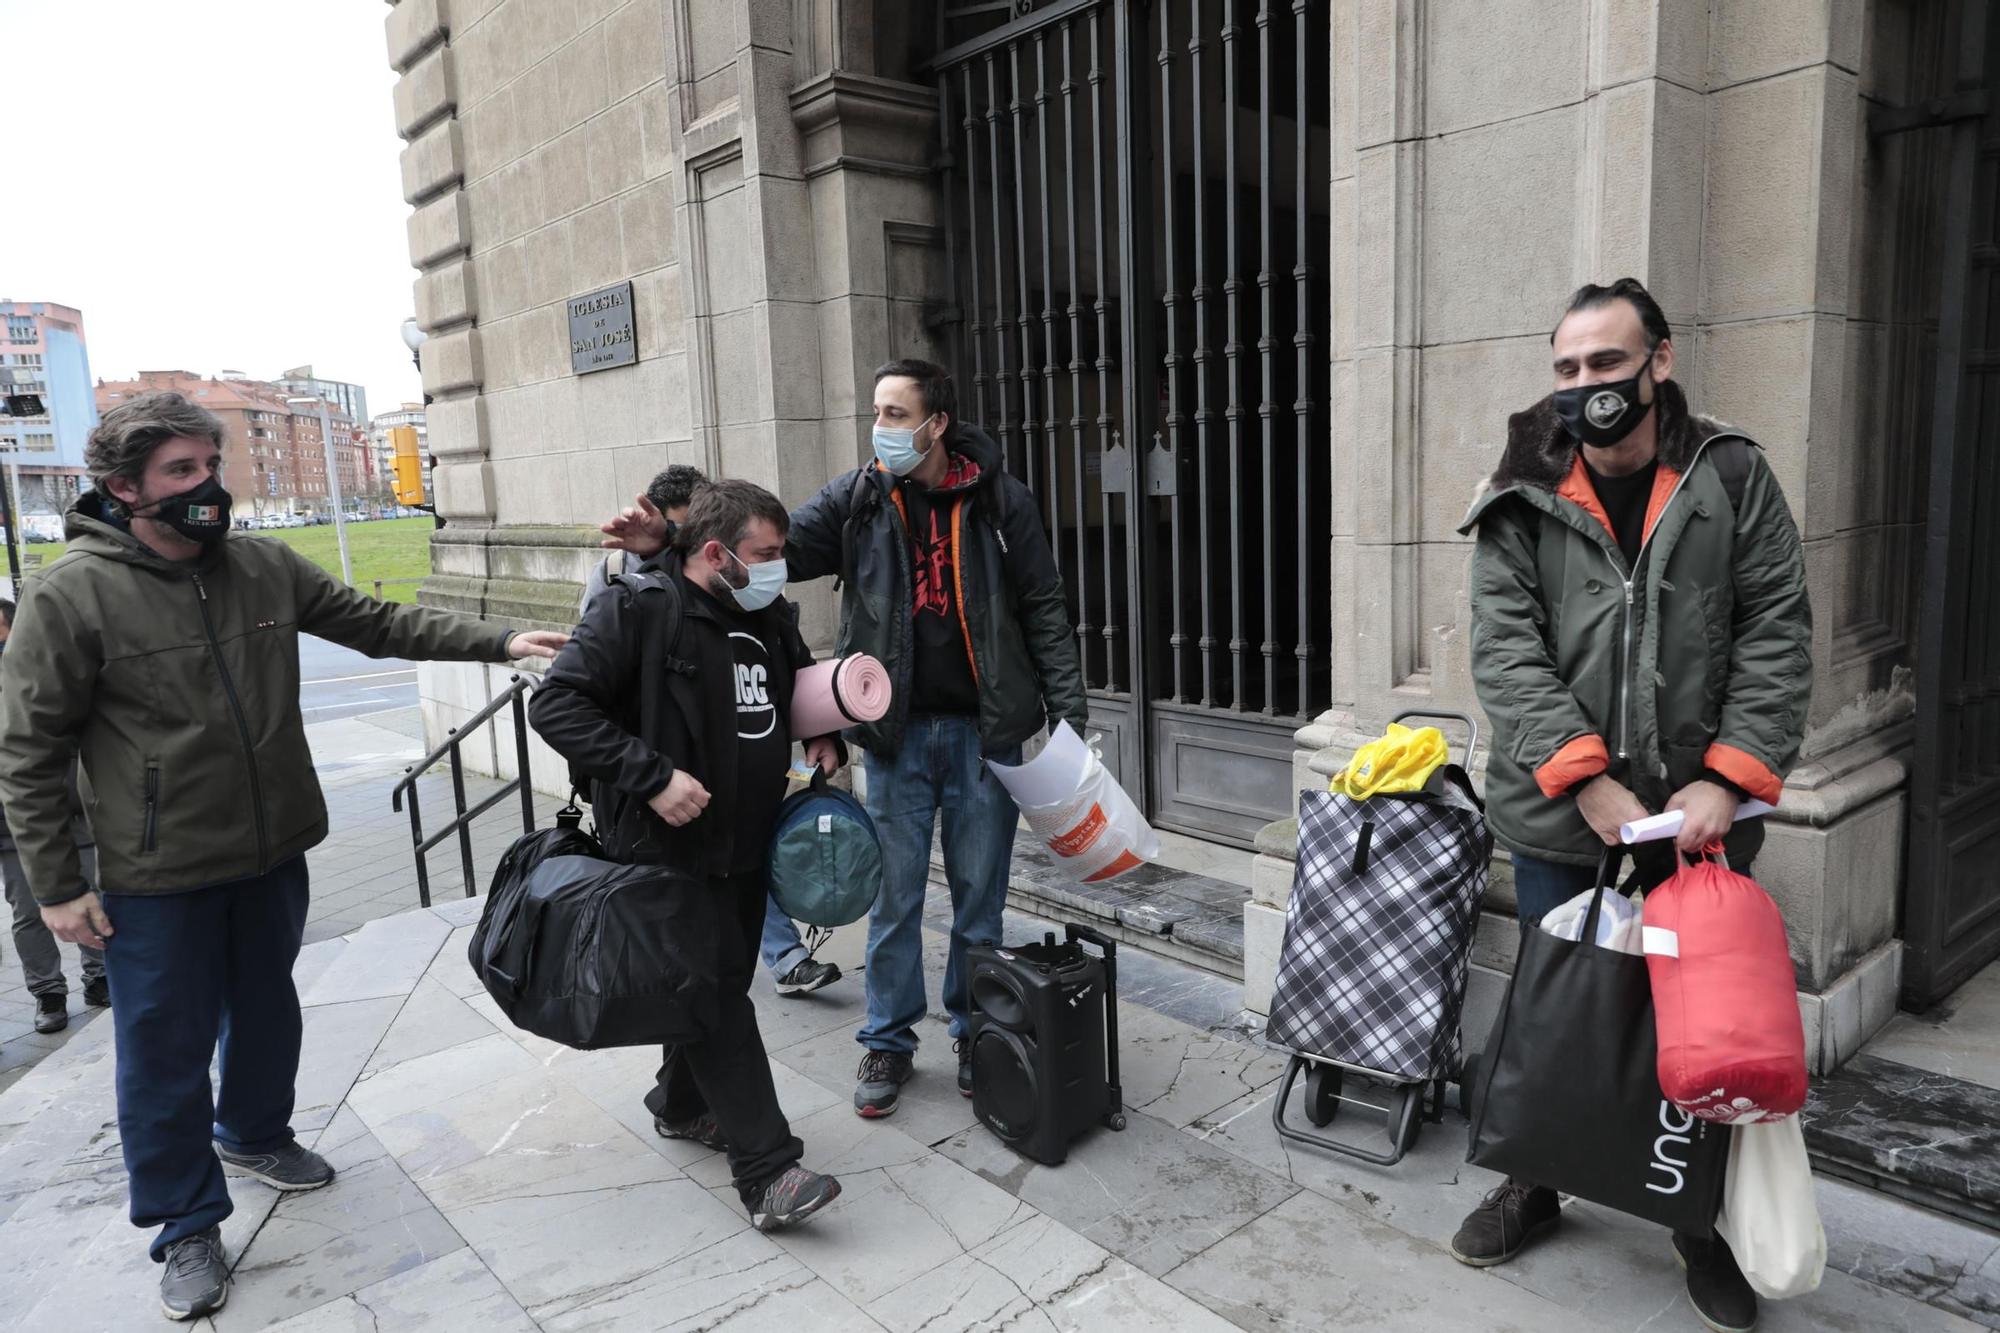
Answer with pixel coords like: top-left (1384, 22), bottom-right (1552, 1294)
top-left (1620, 800), bottom-right (1778, 845)
top-left (790, 654), bottom-right (893, 738)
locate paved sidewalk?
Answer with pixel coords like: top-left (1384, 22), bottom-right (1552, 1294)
top-left (0, 710), bottom-right (1993, 1330)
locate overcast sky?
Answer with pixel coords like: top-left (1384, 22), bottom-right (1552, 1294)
top-left (8, 0), bottom-right (423, 419)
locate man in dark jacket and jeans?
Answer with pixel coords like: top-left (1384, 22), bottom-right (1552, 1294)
top-left (531, 479), bottom-right (844, 1233)
top-left (1453, 279), bottom-right (1811, 1333)
top-left (600, 359), bottom-right (1090, 1118)
top-left (0, 392), bottom-right (568, 1322)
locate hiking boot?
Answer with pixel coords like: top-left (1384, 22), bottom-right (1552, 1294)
top-left (1448, 1178), bottom-right (1561, 1267)
top-left (751, 1166), bottom-right (841, 1232)
top-left (214, 1140), bottom-right (335, 1192)
top-left (33, 993), bottom-right (67, 1034)
top-left (955, 1038), bottom-right (974, 1098)
top-left (82, 976), bottom-right (110, 1008)
top-left (1674, 1231), bottom-right (1759, 1333)
top-left (653, 1110), bottom-right (727, 1151)
top-left (854, 1049), bottom-right (914, 1118)
top-left (775, 957), bottom-right (841, 997)
top-left (159, 1226), bottom-right (228, 1321)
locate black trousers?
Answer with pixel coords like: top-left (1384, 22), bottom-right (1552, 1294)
top-left (643, 870), bottom-right (802, 1205)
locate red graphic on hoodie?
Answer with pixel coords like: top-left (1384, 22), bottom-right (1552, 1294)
top-left (910, 507), bottom-right (952, 618)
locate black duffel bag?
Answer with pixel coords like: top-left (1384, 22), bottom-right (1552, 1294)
top-left (468, 815), bottom-right (720, 1050)
top-left (1466, 849), bottom-right (1728, 1236)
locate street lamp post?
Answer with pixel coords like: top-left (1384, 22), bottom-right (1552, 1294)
top-left (287, 396), bottom-right (354, 587)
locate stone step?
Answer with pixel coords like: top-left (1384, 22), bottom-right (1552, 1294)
top-left (1798, 1052), bottom-right (2000, 1232)
top-left (936, 840), bottom-right (1248, 980)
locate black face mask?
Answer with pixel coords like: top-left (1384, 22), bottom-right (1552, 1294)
top-left (1553, 348), bottom-right (1658, 448)
top-left (133, 476), bottom-right (233, 545)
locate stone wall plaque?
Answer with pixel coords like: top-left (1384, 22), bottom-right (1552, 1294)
top-left (567, 280), bottom-right (638, 374)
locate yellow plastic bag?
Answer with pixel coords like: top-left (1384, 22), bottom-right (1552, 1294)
top-left (1330, 724), bottom-right (1449, 799)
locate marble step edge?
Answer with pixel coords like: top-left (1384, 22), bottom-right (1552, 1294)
top-left (0, 1006), bottom-right (118, 1131)
top-left (1797, 1052), bottom-right (2000, 1233)
top-left (929, 844), bottom-right (1248, 982)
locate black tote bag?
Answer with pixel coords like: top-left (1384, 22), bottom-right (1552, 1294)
top-left (1466, 850), bottom-right (1727, 1236)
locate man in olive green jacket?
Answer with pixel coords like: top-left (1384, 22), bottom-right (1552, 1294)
top-left (0, 391), bottom-right (566, 1322)
top-left (1448, 279), bottom-right (1810, 1333)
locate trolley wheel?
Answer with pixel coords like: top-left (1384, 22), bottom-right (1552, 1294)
top-left (1303, 1065), bottom-right (1343, 1128)
top-left (1108, 1113), bottom-right (1128, 1131)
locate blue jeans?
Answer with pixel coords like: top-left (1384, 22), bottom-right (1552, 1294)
top-left (760, 895), bottom-right (811, 978)
top-left (1509, 851), bottom-right (1755, 933)
top-left (103, 857), bottom-right (310, 1260)
top-left (858, 715), bottom-right (1022, 1054)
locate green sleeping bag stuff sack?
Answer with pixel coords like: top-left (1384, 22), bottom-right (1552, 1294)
top-left (766, 768), bottom-right (883, 927)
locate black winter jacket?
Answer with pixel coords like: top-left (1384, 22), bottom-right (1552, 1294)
top-left (786, 424), bottom-right (1089, 757)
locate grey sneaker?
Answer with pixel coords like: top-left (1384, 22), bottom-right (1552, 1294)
top-left (214, 1140), bottom-right (335, 1192)
top-left (854, 1049), bottom-right (914, 1118)
top-left (159, 1226), bottom-right (228, 1321)
top-left (653, 1110), bottom-right (726, 1151)
top-left (751, 1166), bottom-right (841, 1232)
top-left (775, 957), bottom-right (842, 997)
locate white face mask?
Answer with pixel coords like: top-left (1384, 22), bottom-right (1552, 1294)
top-left (721, 546), bottom-right (788, 613)
top-left (872, 413), bottom-right (935, 476)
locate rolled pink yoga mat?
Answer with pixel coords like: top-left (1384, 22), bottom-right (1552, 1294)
top-left (791, 655), bottom-right (893, 737)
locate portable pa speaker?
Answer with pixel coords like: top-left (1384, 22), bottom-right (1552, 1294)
top-left (967, 923), bottom-right (1126, 1166)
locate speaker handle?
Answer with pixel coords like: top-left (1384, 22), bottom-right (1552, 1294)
top-left (1064, 923), bottom-right (1128, 1132)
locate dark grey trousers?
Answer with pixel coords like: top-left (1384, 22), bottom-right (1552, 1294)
top-left (3, 847), bottom-right (105, 997)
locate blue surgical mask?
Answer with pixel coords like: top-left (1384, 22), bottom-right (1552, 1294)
top-left (872, 413), bottom-right (936, 477)
top-left (722, 547), bottom-right (788, 613)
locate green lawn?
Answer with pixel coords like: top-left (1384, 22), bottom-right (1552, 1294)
top-left (24, 517), bottom-right (436, 604)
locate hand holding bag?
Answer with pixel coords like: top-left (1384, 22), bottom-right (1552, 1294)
top-left (1714, 1116), bottom-right (1825, 1299)
top-left (1467, 849), bottom-right (1729, 1235)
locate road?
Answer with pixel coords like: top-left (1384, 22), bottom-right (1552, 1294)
top-left (300, 635), bottom-right (418, 724)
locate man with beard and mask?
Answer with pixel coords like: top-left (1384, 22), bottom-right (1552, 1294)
top-left (0, 391), bottom-right (569, 1322)
top-left (530, 478), bottom-right (847, 1234)
top-left (1452, 279), bottom-right (1811, 1333)
top-left (597, 359), bottom-right (1088, 1118)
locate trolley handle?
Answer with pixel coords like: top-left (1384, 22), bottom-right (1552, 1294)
top-left (1387, 709), bottom-right (1480, 773)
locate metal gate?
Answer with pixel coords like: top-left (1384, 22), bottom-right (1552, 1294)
top-left (931, 0), bottom-right (1332, 846)
top-left (1907, 0), bottom-right (2000, 1007)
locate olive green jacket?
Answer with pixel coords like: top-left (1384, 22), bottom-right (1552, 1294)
top-left (1458, 381), bottom-right (1813, 867)
top-left (0, 494), bottom-right (517, 905)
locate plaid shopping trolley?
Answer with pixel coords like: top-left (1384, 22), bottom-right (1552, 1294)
top-left (1265, 711), bottom-right (1492, 1164)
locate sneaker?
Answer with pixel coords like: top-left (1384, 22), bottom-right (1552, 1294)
top-left (214, 1140), bottom-right (335, 1192)
top-left (854, 1049), bottom-right (914, 1118)
top-left (775, 957), bottom-right (842, 997)
top-left (1448, 1178), bottom-right (1561, 1267)
top-left (1674, 1231), bottom-right (1759, 1333)
top-left (653, 1111), bottom-right (727, 1151)
top-left (159, 1226), bottom-right (228, 1321)
top-left (33, 993), bottom-right (67, 1034)
top-left (83, 976), bottom-right (110, 1008)
top-left (751, 1165), bottom-right (841, 1232)
top-left (955, 1037), bottom-right (973, 1098)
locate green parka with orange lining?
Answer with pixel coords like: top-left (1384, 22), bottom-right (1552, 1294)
top-left (1457, 379), bottom-right (1813, 869)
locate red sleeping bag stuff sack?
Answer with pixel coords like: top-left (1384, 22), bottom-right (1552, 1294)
top-left (1641, 852), bottom-right (1808, 1124)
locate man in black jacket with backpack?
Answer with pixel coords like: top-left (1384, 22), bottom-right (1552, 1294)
top-left (530, 480), bottom-right (845, 1233)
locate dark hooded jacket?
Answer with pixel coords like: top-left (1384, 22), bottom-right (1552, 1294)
top-left (786, 423), bottom-right (1089, 757)
top-left (0, 492), bottom-right (517, 904)
top-left (1457, 379), bottom-right (1812, 868)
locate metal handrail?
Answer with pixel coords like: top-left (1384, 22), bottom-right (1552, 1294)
top-left (390, 673), bottom-right (538, 907)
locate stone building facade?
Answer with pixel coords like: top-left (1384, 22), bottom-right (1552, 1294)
top-left (382, 0), bottom-right (1997, 1068)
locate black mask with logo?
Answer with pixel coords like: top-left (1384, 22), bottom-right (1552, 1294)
top-left (1553, 344), bottom-right (1659, 448)
top-left (132, 476), bottom-right (234, 546)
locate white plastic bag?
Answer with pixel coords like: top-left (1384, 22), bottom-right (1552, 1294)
top-left (1714, 1115), bottom-right (1826, 1300)
top-left (1539, 885), bottom-right (1644, 953)
top-left (987, 723), bottom-right (1160, 883)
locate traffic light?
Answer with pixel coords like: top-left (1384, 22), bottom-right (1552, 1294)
top-left (389, 426), bottom-right (426, 505)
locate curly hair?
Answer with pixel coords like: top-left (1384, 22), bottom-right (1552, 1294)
top-left (86, 392), bottom-right (226, 492)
